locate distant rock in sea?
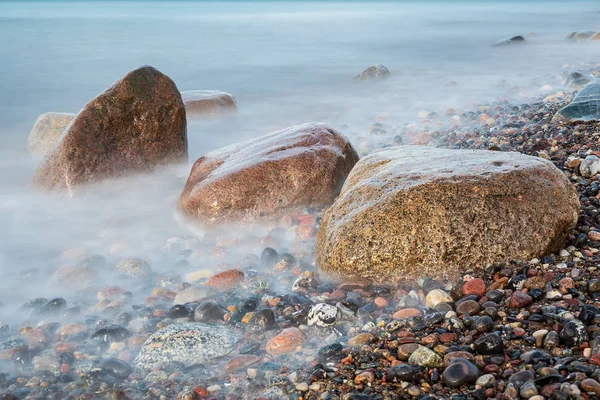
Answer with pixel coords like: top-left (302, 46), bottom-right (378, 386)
top-left (353, 65), bottom-right (391, 82)
top-left (181, 90), bottom-right (237, 117)
top-left (566, 31), bottom-right (599, 42)
top-left (178, 122), bottom-right (359, 225)
top-left (564, 71), bottom-right (595, 89)
top-left (27, 112), bottom-right (75, 158)
top-left (492, 35), bottom-right (526, 47)
top-left (32, 65), bottom-right (187, 191)
top-left (316, 146), bottom-right (579, 283)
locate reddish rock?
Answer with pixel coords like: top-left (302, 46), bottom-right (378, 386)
top-left (181, 90), bottom-right (237, 117)
top-left (393, 308), bottom-right (421, 319)
top-left (32, 66), bottom-right (187, 190)
top-left (462, 278), bottom-right (486, 297)
top-left (590, 354), bottom-right (600, 366)
top-left (439, 333), bottom-right (458, 344)
top-left (179, 123), bottom-right (359, 225)
top-left (582, 378), bottom-right (600, 395)
top-left (509, 291), bottom-right (533, 308)
top-left (223, 355), bottom-right (260, 373)
top-left (266, 328), bottom-right (305, 356)
top-left (206, 269), bottom-right (244, 291)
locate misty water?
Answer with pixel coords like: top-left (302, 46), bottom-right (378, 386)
top-left (0, 0), bottom-right (598, 323)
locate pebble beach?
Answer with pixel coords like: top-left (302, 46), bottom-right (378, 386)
top-left (1, 2), bottom-right (600, 400)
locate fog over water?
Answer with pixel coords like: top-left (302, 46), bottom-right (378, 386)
top-left (0, 0), bottom-right (598, 322)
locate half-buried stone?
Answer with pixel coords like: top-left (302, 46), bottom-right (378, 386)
top-left (181, 90), bottom-right (237, 117)
top-left (554, 81), bottom-right (600, 122)
top-left (27, 112), bottom-right (75, 158)
top-left (316, 146), bottom-right (579, 283)
top-left (32, 65), bottom-right (187, 191)
top-left (179, 122), bottom-right (359, 225)
top-left (134, 323), bottom-right (240, 373)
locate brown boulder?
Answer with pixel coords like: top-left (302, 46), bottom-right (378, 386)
top-left (316, 146), bottom-right (579, 283)
top-left (181, 90), bottom-right (237, 117)
top-left (32, 66), bottom-right (187, 190)
top-left (179, 123), bottom-right (359, 225)
top-left (28, 112), bottom-right (75, 157)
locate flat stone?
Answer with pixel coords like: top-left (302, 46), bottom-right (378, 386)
top-left (134, 323), bottom-right (240, 372)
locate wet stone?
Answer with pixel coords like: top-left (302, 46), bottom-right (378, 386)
top-left (307, 303), bottom-right (341, 327)
top-left (194, 301), bottom-right (226, 322)
top-left (509, 370), bottom-right (535, 389)
top-left (247, 309), bottom-right (276, 333)
top-left (442, 358), bottom-right (479, 388)
top-left (134, 323), bottom-right (240, 372)
top-left (386, 364), bottom-right (414, 382)
top-left (474, 333), bottom-right (504, 355)
top-left (318, 343), bottom-right (344, 361)
top-left (101, 358), bottom-right (133, 380)
top-left (456, 300), bottom-right (481, 316)
top-left (408, 345), bottom-right (443, 368)
top-left (559, 320), bottom-right (588, 347)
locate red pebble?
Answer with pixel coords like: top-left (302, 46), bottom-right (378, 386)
top-left (461, 278), bottom-right (486, 297)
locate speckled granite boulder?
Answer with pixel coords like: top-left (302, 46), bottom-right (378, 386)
top-left (32, 66), bottom-right (187, 191)
top-left (316, 146), bottom-right (579, 283)
top-left (134, 323), bottom-right (240, 372)
top-left (27, 112), bottom-right (75, 157)
top-left (179, 122), bottom-right (359, 225)
top-left (555, 82), bottom-right (600, 122)
top-left (181, 90), bottom-right (237, 117)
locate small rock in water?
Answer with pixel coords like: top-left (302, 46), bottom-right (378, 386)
top-left (353, 65), bottom-right (391, 82)
top-left (266, 327), bottom-right (305, 356)
top-left (493, 35), bottom-right (526, 47)
top-left (134, 323), bottom-right (240, 372)
top-left (386, 364), bottom-right (414, 382)
top-left (307, 303), bottom-right (341, 327)
top-left (116, 258), bottom-right (152, 278)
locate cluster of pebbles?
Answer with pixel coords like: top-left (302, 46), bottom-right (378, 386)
top-left (4, 66), bottom-right (600, 400)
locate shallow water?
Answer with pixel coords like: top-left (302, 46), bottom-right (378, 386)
top-left (0, 0), bottom-right (598, 320)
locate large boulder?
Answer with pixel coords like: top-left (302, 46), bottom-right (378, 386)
top-left (554, 82), bottom-right (600, 122)
top-left (32, 66), bottom-right (187, 190)
top-left (316, 146), bottom-right (579, 283)
top-left (28, 112), bottom-right (75, 157)
top-left (179, 123), bottom-right (359, 225)
top-left (181, 90), bottom-right (237, 117)
top-left (134, 323), bottom-right (240, 372)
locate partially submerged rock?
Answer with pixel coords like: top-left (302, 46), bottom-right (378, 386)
top-left (179, 122), bottom-right (359, 225)
top-left (566, 31), bottom-right (598, 42)
top-left (353, 65), bottom-right (391, 82)
top-left (27, 112), bottom-right (75, 157)
top-left (554, 82), bottom-right (600, 122)
top-left (32, 66), bottom-right (187, 191)
top-left (181, 90), bottom-right (237, 117)
top-left (492, 35), bottom-right (526, 47)
top-left (564, 71), bottom-right (595, 89)
top-left (134, 323), bottom-right (240, 372)
top-left (316, 146), bottom-right (579, 283)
